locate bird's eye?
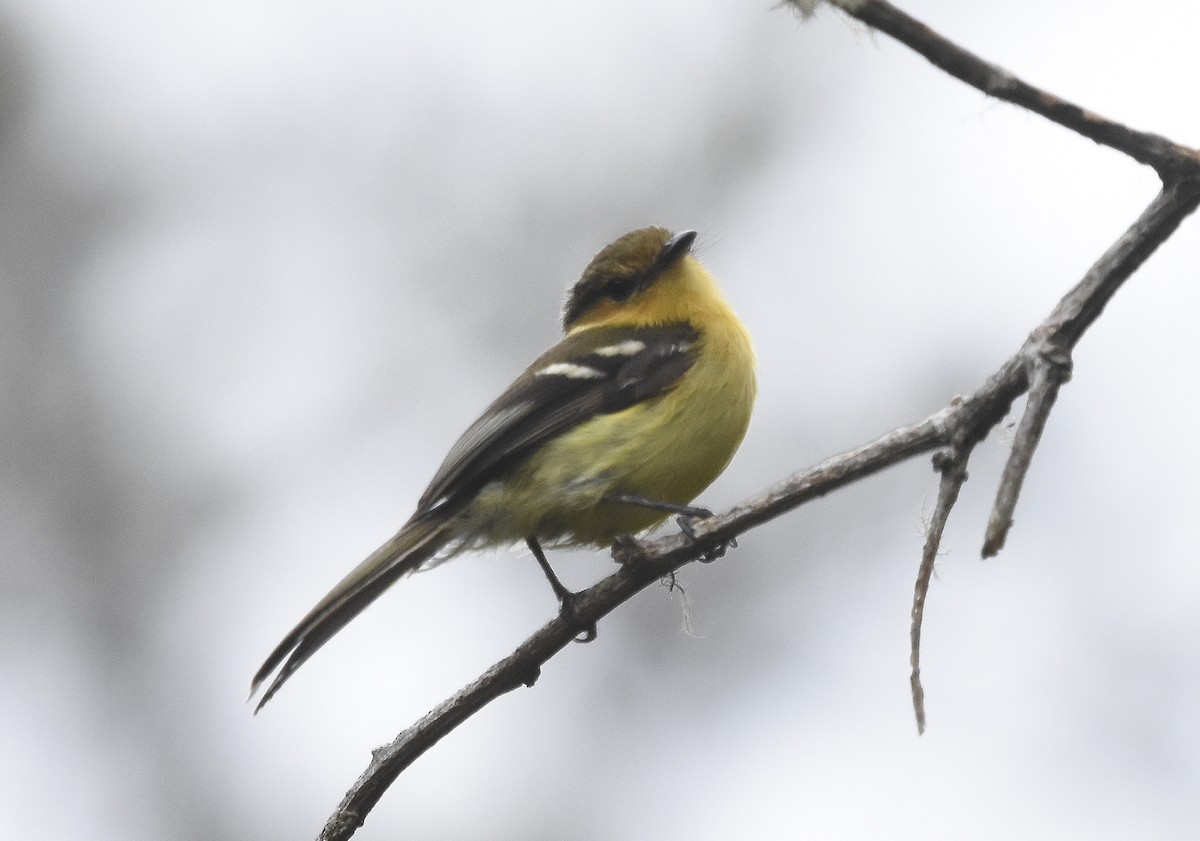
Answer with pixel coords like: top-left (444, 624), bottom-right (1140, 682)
top-left (605, 276), bottom-right (637, 302)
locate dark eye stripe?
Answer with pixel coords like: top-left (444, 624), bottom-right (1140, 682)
top-left (605, 277), bottom-right (637, 302)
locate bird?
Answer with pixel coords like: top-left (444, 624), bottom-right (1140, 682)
top-left (250, 226), bottom-right (756, 711)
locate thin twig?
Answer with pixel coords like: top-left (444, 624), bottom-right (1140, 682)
top-left (983, 349), bottom-right (1070, 557)
top-left (911, 442), bottom-right (973, 734)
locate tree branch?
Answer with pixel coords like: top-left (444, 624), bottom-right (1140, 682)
top-left (319, 412), bottom-right (951, 841)
top-left (825, 0), bottom-right (1200, 180)
top-left (983, 178), bottom-right (1200, 555)
top-left (316, 4), bottom-right (1200, 836)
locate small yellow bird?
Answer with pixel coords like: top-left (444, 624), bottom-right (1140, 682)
top-left (251, 227), bottom-right (756, 710)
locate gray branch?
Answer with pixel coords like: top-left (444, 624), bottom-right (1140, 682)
top-left (317, 3), bottom-right (1200, 837)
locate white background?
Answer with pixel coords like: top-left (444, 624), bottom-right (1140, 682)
top-left (2, 1), bottom-right (1198, 839)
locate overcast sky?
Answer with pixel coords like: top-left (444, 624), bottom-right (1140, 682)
top-left (2, 1), bottom-right (1199, 839)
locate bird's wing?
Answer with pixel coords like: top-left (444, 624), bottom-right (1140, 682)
top-left (417, 321), bottom-right (699, 515)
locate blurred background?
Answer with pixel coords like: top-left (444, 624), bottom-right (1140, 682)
top-left (3, 1), bottom-right (1199, 838)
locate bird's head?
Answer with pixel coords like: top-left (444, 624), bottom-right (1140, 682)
top-left (562, 227), bottom-right (699, 331)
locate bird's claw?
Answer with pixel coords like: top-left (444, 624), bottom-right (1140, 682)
top-left (675, 512), bottom-right (737, 563)
top-left (557, 590), bottom-right (597, 643)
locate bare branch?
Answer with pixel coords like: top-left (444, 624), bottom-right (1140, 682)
top-left (983, 178), bottom-right (1200, 555)
top-left (321, 167), bottom-right (1199, 830)
top-left (1042, 178), bottom-right (1200, 344)
top-left (982, 353), bottom-right (1069, 557)
top-left (316, 5), bottom-right (1200, 836)
top-left (911, 442), bottom-right (973, 735)
top-left (813, 0), bottom-right (1200, 729)
top-left (824, 0), bottom-right (1200, 180)
top-left (319, 411), bottom-right (953, 841)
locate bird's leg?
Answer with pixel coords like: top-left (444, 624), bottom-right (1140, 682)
top-left (526, 536), bottom-right (596, 643)
top-left (604, 493), bottom-right (737, 563)
top-left (605, 492), bottom-right (712, 520)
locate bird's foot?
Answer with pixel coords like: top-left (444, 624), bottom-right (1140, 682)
top-left (675, 509), bottom-right (737, 563)
top-left (557, 590), bottom-right (597, 643)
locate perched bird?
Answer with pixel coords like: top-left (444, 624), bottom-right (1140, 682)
top-left (250, 227), bottom-right (756, 711)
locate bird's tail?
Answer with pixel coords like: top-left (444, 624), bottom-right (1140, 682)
top-left (249, 514), bottom-right (453, 712)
